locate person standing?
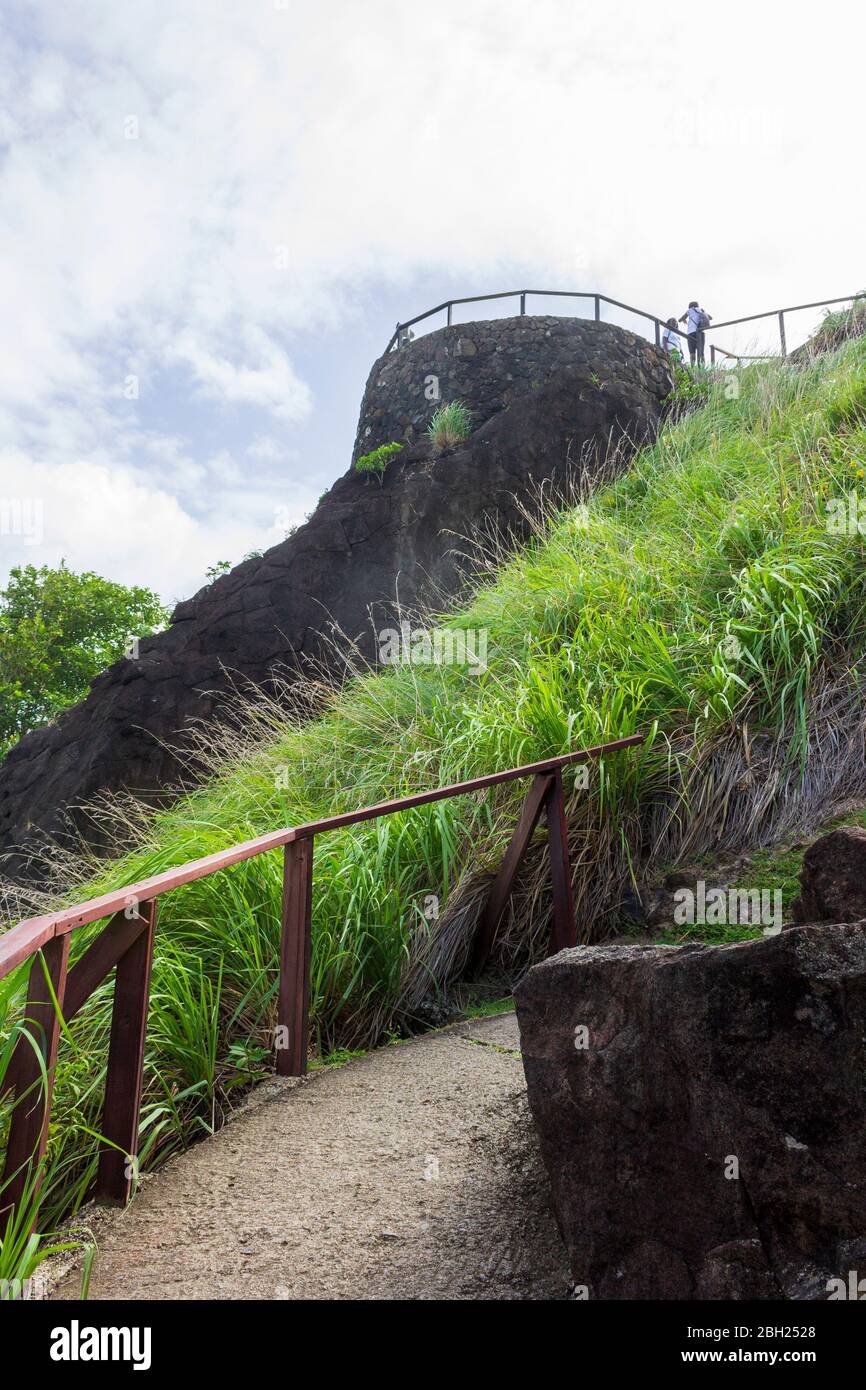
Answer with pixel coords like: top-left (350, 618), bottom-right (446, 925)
top-left (679, 300), bottom-right (712, 365)
top-left (662, 317), bottom-right (684, 362)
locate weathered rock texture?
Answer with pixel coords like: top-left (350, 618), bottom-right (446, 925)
top-left (0, 318), bottom-right (670, 879)
top-left (792, 826), bottom-right (866, 923)
top-left (516, 929), bottom-right (866, 1300)
top-left (354, 314), bottom-right (666, 460)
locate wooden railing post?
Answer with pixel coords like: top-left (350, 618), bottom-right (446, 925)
top-left (545, 768), bottom-right (577, 953)
top-left (94, 900), bottom-right (157, 1206)
top-left (1, 935), bottom-right (69, 1223)
top-left (469, 773), bottom-right (553, 977)
top-left (277, 837), bottom-right (313, 1077)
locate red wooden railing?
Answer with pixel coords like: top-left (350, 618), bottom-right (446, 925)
top-left (0, 733), bottom-right (644, 1226)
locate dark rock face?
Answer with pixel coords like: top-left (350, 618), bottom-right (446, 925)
top-left (516, 928), bottom-right (866, 1300)
top-left (791, 826), bottom-right (866, 923)
top-left (354, 315), bottom-right (668, 461)
top-left (0, 318), bottom-right (670, 880)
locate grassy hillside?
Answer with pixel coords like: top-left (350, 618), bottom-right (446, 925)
top-left (3, 329), bottom-right (866, 1245)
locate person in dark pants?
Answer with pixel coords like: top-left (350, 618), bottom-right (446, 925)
top-left (679, 300), bottom-right (712, 365)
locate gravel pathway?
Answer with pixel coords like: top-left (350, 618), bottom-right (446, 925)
top-left (52, 1013), bottom-right (569, 1301)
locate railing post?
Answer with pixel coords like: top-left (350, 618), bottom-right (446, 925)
top-left (779, 310), bottom-right (787, 360)
top-left (468, 773), bottom-right (553, 977)
top-left (277, 838), bottom-right (313, 1077)
top-left (94, 900), bottom-right (156, 1205)
top-left (594, 295), bottom-right (600, 322)
top-left (654, 319), bottom-right (661, 347)
top-left (520, 292), bottom-right (526, 315)
top-left (710, 344), bottom-right (716, 365)
top-left (1, 935), bottom-right (69, 1224)
top-left (545, 769), bottom-right (577, 953)
top-left (446, 303), bottom-right (452, 327)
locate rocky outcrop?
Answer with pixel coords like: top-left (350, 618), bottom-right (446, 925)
top-left (0, 319), bottom-right (671, 879)
top-left (516, 928), bottom-right (866, 1299)
top-left (791, 826), bottom-right (866, 923)
top-left (354, 315), bottom-right (667, 460)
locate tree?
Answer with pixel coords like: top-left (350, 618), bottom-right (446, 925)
top-left (0, 562), bottom-right (169, 755)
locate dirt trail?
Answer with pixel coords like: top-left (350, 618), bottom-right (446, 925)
top-left (52, 1013), bottom-right (569, 1301)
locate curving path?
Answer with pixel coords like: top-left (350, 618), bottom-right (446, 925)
top-left (52, 1013), bottom-right (569, 1301)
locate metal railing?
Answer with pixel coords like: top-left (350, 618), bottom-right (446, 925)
top-left (709, 294), bottom-right (866, 362)
top-left (386, 289), bottom-right (866, 366)
top-left (0, 733), bottom-right (645, 1228)
top-left (386, 290), bottom-right (671, 353)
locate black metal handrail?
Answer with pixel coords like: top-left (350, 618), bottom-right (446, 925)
top-left (387, 290), bottom-right (668, 353)
top-left (386, 289), bottom-right (866, 365)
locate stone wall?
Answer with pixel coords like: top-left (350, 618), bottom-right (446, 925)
top-left (353, 315), bottom-right (666, 460)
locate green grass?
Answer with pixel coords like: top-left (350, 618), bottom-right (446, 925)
top-left (427, 399), bottom-right (471, 450)
top-left (0, 989), bottom-right (90, 1291)
top-left (801, 296), bottom-right (866, 358)
top-left (462, 995), bottom-right (514, 1018)
top-left (655, 919), bottom-right (765, 947)
top-left (310, 1046), bottom-right (367, 1070)
top-left (654, 800), bottom-right (866, 948)
top-left (4, 327), bottom-right (866, 1243)
top-left (710, 804), bottom-right (866, 932)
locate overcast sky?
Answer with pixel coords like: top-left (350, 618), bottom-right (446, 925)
top-left (0, 0), bottom-right (862, 607)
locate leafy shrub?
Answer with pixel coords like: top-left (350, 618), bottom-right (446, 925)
top-left (355, 442), bottom-right (404, 476)
top-left (664, 359), bottom-right (711, 407)
top-left (0, 564), bottom-right (168, 755)
top-left (427, 400), bottom-right (472, 451)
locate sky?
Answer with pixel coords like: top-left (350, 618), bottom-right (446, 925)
top-left (0, 0), bottom-right (863, 607)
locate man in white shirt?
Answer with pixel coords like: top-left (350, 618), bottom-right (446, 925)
top-left (679, 301), bottom-right (711, 365)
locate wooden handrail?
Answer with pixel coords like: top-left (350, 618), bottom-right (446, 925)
top-left (0, 731), bottom-right (645, 1222)
top-left (0, 734), bottom-right (644, 975)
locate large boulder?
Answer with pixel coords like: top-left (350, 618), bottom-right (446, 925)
top-left (515, 927), bottom-right (866, 1300)
top-left (791, 826), bottom-right (866, 923)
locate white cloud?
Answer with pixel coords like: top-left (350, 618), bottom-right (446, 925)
top-left (0, 447), bottom-right (316, 606)
top-left (246, 435), bottom-right (290, 464)
top-left (0, 0), bottom-right (862, 597)
top-left (168, 326), bottom-right (312, 421)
